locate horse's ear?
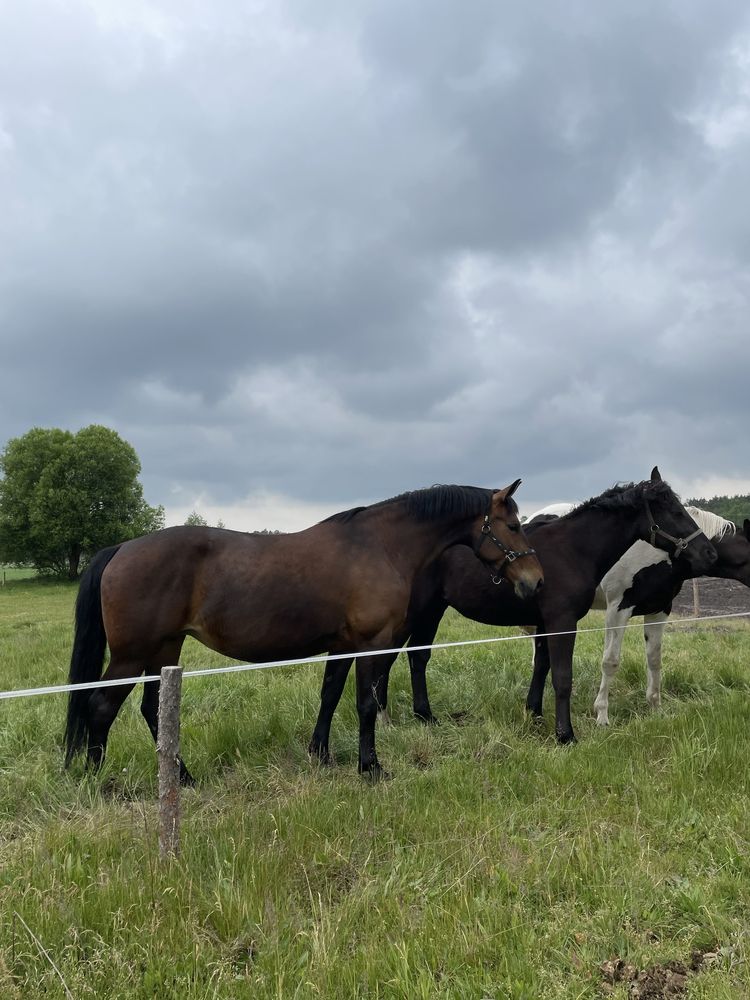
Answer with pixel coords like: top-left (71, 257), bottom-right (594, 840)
top-left (494, 479), bottom-right (522, 503)
top-left (650, 466), bottom-right (662, 482)
top-left (744, 519), bottom-right (750, 540)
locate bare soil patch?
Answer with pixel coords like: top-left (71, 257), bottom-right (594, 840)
top-left (599, 949), bottom-right (719, 998)
top-left (671, 577), bottom-right (750, 618)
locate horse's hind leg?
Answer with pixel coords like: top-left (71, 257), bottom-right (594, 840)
top-left (356, 651), bottom-right (389, 778)
top-left (138, 639), bottom-right (195, 785)
top-left (86, 657), bottom-right (141, 770)
top-left (407, 600), bottom-right (447, 723)
top-left (373, 651), bottom-right (400, 726)
top-left (309, 657), bottom-right (354, 764)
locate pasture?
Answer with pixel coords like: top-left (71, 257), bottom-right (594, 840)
top-left (1, 578), bottom-right (749, 998)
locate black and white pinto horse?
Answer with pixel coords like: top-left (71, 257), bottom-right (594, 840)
top-left (527, 503), bottom-right (750, 725)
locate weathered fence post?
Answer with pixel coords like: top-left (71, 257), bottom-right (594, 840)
top-left (158, 665), bottom-right (183, 860)
top-left (692, 579), bottom-right (700, 617)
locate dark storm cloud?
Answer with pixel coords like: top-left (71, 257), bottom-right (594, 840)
top-left (1, 0), bottom-right (749, 524)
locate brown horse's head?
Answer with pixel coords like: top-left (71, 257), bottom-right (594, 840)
top-left (477, 479), bottom-right (544, 599)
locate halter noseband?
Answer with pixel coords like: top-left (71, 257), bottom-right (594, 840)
top-left (476, 505), bottom-right (537, 585)
top-left (643, 494), bottom-right (703, 558)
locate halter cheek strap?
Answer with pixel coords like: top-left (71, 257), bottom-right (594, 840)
top-left (644, 496), bottom-right (703, 557)
top-left (476, 512), bottom-right (537, 585)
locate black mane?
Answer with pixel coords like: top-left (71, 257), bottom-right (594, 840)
top-left (570, 478), bottom-right (678, 516)
top-left (324, 484), bottom-right (502, 525)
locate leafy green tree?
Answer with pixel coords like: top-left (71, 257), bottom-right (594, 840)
top-left (184, 510), bottom-right (208, 526)
top-left (0, 425), bottom-right (164, 579)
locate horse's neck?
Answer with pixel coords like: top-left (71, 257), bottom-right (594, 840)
top-left (379, 507), bottom-right (475, 574)
top-left (564, 507), bottom-right (648, 580)
top-left (705, 535), bottom-right (748, 583)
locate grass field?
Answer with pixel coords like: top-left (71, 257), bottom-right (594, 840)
top-left (0, 566), bottom-right (37, 583)
top-left (1, 578), bottom-right (749, 999)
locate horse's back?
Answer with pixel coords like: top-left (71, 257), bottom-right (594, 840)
top-left (98, 520), bottom-right (407, 661)
top-left (526, 502), bottom-right (577, 522)
top-left (99, 527), bottom-right (280, 652)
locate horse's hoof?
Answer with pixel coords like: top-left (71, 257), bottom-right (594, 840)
top-left (415, 711), bottom-right (439, 726)
top-left (308, 743), bottom-right (332, 766)
top-left (359, 762), bottom-right (392, 782)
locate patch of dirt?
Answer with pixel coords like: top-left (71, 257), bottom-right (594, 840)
top-left (599, 950), bottom-right (718, 998)
top-left (671, 577), bottom-right (750, 619)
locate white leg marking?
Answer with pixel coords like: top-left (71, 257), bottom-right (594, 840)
top-left (594, 605), bottom-right (630, 726)
top-left (644, 613), bottom-right (668, 710)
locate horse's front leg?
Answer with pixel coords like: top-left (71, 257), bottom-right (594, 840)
top-left (644, 612), bottom-right (668, 710)
top-left (525, 626), bottom-right (549, 718)
top-left (593, 604), bottom-right (630, 726)
top-left (547, 628), bottom-right (578, 744)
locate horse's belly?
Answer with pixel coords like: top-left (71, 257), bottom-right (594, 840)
top-left (191, 588), bottom-right (345, 663)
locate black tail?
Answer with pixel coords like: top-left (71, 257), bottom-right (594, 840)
top-left (64, 545), bottom-right (121, 765)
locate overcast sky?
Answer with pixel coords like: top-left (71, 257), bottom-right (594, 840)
top-left (2, 1), bottom-right (750, 529)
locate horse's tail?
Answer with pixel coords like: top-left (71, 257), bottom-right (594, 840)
top-left (64, 545), bottom-right (122, 765)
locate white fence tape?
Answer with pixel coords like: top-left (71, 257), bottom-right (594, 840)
top-left (0, 610), bottom-right (748, 703)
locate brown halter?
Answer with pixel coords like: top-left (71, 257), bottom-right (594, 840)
top-left (643, 494), bottom-right (704, 557)
top-left (476, 503), bottom-right (537, 585)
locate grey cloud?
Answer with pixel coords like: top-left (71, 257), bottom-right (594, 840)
top-left (1, 0), bottom-right (749, 514)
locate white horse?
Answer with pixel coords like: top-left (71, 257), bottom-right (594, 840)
top-left (525, 503), bottom-right (742, 725)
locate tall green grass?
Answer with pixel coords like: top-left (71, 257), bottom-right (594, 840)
top-left (1, 579), bottom-right (748, 998)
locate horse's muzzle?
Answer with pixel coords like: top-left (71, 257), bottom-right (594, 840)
top-left (514, 576), bottom-right (544, 601)
top-left (683, 537), bottom-right (718, 573)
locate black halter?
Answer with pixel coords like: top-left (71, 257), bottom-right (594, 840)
top-left (476, 505), bottom-right (537, 585)
top-left (643, 494), bottom-right (703, 558)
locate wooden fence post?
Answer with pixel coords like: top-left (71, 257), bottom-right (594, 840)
top-left (692, 579), bottom-right (700, 617)
top-left (158, 666), bottom-right (183, 860)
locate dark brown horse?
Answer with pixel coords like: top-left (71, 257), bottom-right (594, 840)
top-left (65, 482), bottom-right (543, 782)
top-left (326, 470), bottom-right (717, 746)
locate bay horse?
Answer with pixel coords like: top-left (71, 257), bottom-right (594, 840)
top-left (348, 470), bottom-right (717, 745)
top-left (64, 481), bottom-right (543, 782)
top-left (589, 508), bottom-right (750, 724)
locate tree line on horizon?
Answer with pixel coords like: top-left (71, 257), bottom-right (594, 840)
top-left (686, 494), bottom-right (750, 524)
top-left (1, 424), bottom-right (749, 578)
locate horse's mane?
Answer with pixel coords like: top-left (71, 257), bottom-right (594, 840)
top-left (323, 485), bottom-right (501, 525)
top-left (566, 479), bottom-right (678, 516)
top-left (684, 506), bottom-right (736, 540)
